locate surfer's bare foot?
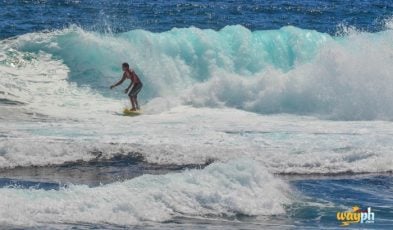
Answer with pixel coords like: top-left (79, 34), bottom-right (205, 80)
top-left (130, 108), bottom-right (137, 111)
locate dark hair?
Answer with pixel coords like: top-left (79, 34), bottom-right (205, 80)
top-left (122, 62), bottom-right (129, 68)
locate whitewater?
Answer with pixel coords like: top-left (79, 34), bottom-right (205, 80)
top-left (1, 24), bottom-right (393, 228)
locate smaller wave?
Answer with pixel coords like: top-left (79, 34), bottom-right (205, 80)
top-left (0, 159), bottom-right (291, 226)
top-left (0, 139), bottom-right (144, 169)
top-left (2, 130), bottom-right (392, 175)
top-left (0, 137), bottom-right (221, 170)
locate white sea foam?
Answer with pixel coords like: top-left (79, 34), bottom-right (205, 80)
top-left (1, 107), bottom-right (392, 175)
top-left (185, 30), bottom-right (393, 120)
top-left (0, 159), bottom-right (291, 226)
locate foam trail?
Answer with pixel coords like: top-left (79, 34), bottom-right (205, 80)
top-left (0, 160), bottom-right (291, 226)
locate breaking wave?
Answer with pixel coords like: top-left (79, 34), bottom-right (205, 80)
top-left (0, 159), bottom-right (291, 226)
top-left (1, 24), bottom-right (393, 120)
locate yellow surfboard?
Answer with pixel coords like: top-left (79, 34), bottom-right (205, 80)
top-left (123, 108), bottom-right (142, 116)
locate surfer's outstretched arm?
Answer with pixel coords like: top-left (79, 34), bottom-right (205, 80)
top-left (110, 75), bottom-right (126, 89)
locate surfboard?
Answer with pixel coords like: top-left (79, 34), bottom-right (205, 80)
top-left (123, 108), bottom-right (142, 116)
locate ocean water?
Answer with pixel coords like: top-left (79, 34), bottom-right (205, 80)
top-left (1, 0), bottom-right (393, 229)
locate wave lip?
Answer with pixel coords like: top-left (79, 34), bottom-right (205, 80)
top-left (0, 159), bottom-right (291, 226)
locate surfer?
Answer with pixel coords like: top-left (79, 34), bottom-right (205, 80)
top-left (110, 63), bottom-right (143, 111)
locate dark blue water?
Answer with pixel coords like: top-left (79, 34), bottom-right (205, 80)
top-left (1, 0), bottom-right (393, 39)
top-left (291, 175), bottom-right (393, 229)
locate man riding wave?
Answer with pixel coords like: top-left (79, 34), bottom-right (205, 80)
top-left (110, 63), bottom-right (143, 111)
